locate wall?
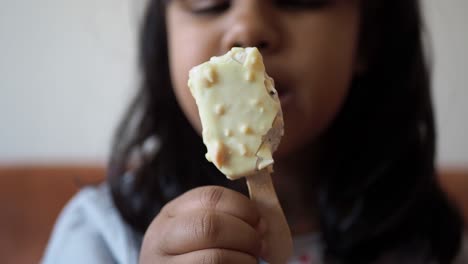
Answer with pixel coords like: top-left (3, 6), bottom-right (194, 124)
top-left (0, 0), bottom-right (467, 166)
top-left (0, 0), bottom-right (141, 164)
top-left (424, 0), bottom-right (468, 166)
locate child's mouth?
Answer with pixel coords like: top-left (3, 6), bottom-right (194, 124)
top-left (275, 85), bottom-right (293, 106)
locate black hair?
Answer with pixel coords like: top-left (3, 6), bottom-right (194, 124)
top-left (315, 1), bottom-right (463, 263)
top-left (108, 0), bottom-right (463, 263)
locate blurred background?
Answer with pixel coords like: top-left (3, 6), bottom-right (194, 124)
top-left (0, 0), bottom-right (467, 263)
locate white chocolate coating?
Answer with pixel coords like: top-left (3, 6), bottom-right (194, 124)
top-left (188, 47), bottom-right (283, 180)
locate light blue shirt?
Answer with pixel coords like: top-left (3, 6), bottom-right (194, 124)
top-left (42, 184), bottom-right (467, 264)
top-left (42, 185), bottom-right (141, 264)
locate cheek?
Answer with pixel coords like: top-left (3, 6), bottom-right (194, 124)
top-left (277, 60), bottom-right (354, 158)
top-left (168, 45), bottom-right (203, 133)
top-left (301, 50), bottom-right (355, 123)
top-left (276, 15), bottom-right (359, 156)
top-left (295, 40), bottom-right (356, 129)
top-left (167, 19), bottom-right (216, 134)
top-left (294, 4), bottom-right (359, 99)
top-left (173, 80), bottom-right (202, 133)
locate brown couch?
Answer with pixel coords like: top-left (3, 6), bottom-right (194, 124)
top-left (0, 166), bottom-right (105, 264)
top-left (0, 165), bottom-right (466, 264)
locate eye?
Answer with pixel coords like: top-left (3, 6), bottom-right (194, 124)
top-left (276, 0), bottom-right (330, 10)
top-left (185, 0), bottom-right (231, 15)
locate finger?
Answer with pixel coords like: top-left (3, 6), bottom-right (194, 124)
top-left (160, 210), bottom-right (262, 256)
top-left (162, 186), bottom-right (260, 227)
top-left (170, 249), bottom-right (258, 264)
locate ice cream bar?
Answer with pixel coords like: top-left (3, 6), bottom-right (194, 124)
top-left (188, 47), bottom-right (292, 264)
top-left (188, 47), bottom-right (283, 180)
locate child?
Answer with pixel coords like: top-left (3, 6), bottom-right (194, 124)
top-left (43, 0), bottom-right (466, 263)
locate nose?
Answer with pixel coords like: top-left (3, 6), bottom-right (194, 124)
top-left (221, 3), bottom-right (280, 54)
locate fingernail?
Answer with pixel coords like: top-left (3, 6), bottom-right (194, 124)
top-left (260, 240), bottom-right (267, 257)
top-left (256, 218), bottom-right (267, 236)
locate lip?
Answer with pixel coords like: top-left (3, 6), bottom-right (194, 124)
top-left (273, 81), bottom-right (294, 107)
top-left (266, 65), bottom-right (294, 108)
top-left (279, 90), bottom-right (293, 106)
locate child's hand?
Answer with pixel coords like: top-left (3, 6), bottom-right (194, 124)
top-left (139, 186), bottom-right (263, 264)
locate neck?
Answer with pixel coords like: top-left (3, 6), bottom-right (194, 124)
top-left (272, 146), bottom-right (320, 236)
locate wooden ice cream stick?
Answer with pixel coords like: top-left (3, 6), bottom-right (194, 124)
top-left (247, 169), bottom-right (293, 264)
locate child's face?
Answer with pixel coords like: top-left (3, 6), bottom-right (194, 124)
top-left (166, 0), bottom-right (361, 158)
